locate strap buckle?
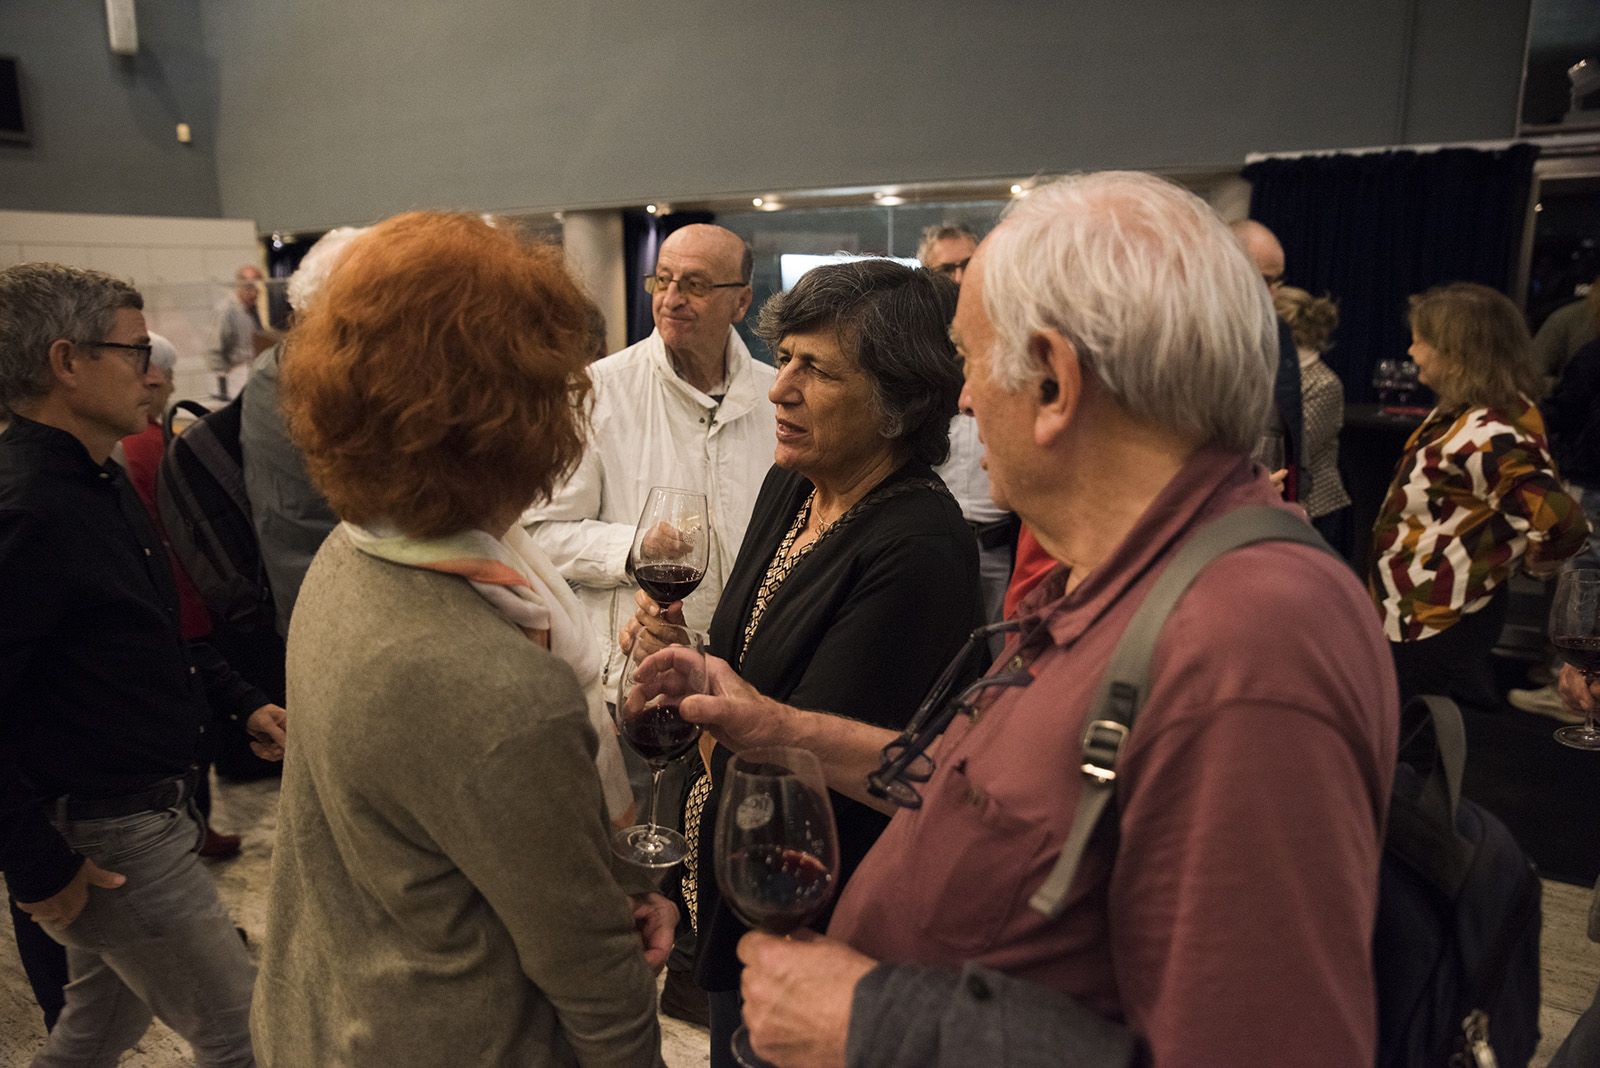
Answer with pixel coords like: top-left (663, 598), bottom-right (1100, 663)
top-left (1080, 718), bottom-right (1129, 784)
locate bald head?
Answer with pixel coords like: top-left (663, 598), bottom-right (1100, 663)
top-left (1230, 220), bottom-right (1285, 291)
top-left (659, 224), bottom-right (752, 285)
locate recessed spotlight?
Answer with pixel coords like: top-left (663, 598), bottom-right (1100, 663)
top-left (645, 203), bottom-right (658, 215)
top-left (877, 194), bottom-right (906, 206)
top-left (1010, 183), bottom-right (1024, 195)
top-left (752, 197), bottom-right (764, 207)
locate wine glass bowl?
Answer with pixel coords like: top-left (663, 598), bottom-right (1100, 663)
top-left (714, 747), bottom-right (840, 1067)
top-left (611, 625), bottom-right (706, 867)
top-left (631, 487), bottom-right (710, 607)
top-left (1548, 569), bottom-right (1600, 750)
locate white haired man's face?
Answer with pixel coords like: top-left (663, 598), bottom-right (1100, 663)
top-left (952, 250), bottom-right (1032, 513)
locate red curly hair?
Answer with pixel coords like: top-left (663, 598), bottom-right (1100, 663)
top-left (282, 212), bottom-right (593, 537)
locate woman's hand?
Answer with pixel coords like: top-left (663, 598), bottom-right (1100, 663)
top-left (630, 892), bottom-right (679, 975)
top-left (1557, 663), bottom-right (1599, 716)
top-left (617, 587), bottom-right (686, 657)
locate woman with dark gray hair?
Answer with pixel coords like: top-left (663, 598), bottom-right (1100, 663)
top-left (624, 258), bottom-right (982, 1066)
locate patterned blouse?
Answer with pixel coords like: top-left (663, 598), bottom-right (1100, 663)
top-left (1369, 396), bottom-right (1589, 642)
top-left (1300, 356), bottom-right (1352, 520)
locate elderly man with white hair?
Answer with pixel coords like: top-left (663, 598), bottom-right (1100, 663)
top-left (242, 227), bottom-right (368, 636)
top-left (663, 172), bottom-right (1399, 1066)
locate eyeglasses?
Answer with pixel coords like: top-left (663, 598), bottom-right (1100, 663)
top-left (643, 273), bottom-right (747, 299)
top-left (84, 340), bottom-right (154, 376)
top-left (867, 618), bottom-right (1048, 809)
top-left (933, 258), bottom-right (972, 277)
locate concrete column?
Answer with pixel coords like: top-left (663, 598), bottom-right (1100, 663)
top-left (562, 210), bottom-right (628, 355)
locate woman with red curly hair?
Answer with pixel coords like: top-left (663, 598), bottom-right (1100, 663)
top-left (251, 212), bottom-right (668, 1066)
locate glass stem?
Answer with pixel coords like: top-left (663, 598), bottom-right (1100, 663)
top-left (645, 765), bottom-right (664, 835)
top-left (1584, 670), bottom-right (1598, 735)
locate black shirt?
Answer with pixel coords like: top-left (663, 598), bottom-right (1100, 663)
top-left (0, 415), bottom-right (267, 901)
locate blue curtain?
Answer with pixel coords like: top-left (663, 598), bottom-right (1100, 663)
top-left (1241, 145), bottom-right (1540, 403)
top-left (622, 209), bottom-right (715, 347)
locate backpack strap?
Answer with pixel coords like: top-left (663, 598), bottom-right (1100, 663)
top-left (1030, 506), bottom-right (1337, 919)
top-left (163, 399), bottom-right (213, 444)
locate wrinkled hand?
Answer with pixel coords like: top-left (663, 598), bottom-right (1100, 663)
top-left (1268, 468), bottom-right (1288, 496)
top-left (1558, 663), bottom-right (1600, 717)
top-left (17, 858), bottom-right (125, 928)
top-left (640, 649), bottom-right (794, 756)
top-left (738, 930), bottom-right (875, 1068)
top-left (631, 892), bottom-right (679, 975)
top-left (640, 521), bottom-right (694, 560)
top-left (618, 587), bottom-right (687, 659)
top-left (246, 704), bottom-right (287, 761)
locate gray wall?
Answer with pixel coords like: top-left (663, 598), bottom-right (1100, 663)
top-left (0, 0), bottom-right (221, 217)
top-left (2, 0), bottom-right (1535, 229)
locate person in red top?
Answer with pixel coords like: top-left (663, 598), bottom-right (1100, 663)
top-left (661, 171), bottom-right (1399, 1066)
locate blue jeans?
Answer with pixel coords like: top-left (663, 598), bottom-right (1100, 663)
top-left (31, 803), bottom-right (255, 1068)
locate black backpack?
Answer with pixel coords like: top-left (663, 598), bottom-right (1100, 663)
top-left (155, 395), bottom-right (276, 630)
top-left (1028, 506), bottom-right (1542, 1067)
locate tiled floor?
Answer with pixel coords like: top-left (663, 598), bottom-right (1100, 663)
top-left (2, 774), bottom-right (1597, 1066)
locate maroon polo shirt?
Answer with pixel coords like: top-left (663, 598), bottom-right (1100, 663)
top-left (830, 446), bottom-right (1397, 1067)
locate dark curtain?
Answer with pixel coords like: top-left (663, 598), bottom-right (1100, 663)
top-left (1241, 145), bottom-right (1539, 403)
top-left (622, 209), bottom-right (715, 346)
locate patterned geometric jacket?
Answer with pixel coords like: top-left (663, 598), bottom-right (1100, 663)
top-left (1369, 396), bottom-right (1590, 642)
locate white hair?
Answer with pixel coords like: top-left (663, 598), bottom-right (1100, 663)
top-left (286, 226), bottom-right (370, 312)
top-left (147, 331), bottom-right (177, 374)
top-left (981, 172), bottom-right (1278, 451)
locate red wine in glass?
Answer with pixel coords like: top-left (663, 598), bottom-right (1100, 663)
top-left (634, 563), bottom-right (705, 605)
top-left (630, 487), bottom-right (710, 608)
top-left (715, 747), bottom-right (840, 1068)
top-left (722, 844), bottom-right (836, 935)
top-left (1548, 570), bottom-right (1600, 751)
top-left (611, 626), bottom-right (706, 868)
top-left (619, 702), bottom-right (700, 764)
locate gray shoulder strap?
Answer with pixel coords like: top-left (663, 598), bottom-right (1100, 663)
top-left (1029, 506), bottom-right (1336, 918)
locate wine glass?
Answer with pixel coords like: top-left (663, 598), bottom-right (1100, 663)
top-left (612, 625), bottom-right (707, 866)
top-left (715, 746), bottom-right (840, 1068)
top-left (631, 487), bottom-right (710, 608)
top-left (1549, 569), bottom-right (1600, 750)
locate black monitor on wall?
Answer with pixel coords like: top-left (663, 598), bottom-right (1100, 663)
top-left (0, 57), bottom-right (28, 145)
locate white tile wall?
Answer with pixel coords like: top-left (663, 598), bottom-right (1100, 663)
top-left (0, 210), bottom-right (264, 402)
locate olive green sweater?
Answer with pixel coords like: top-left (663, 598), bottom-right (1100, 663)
top-left (253, 528), bottom-right (661, 1066)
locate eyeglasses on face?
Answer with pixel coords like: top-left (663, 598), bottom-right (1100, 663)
top-left (643, 273), bottom-right (747, 299)
top-left (933, 258), bottom-right (972, 277)
top-left (84, 340), bottom-right (154, 376)
top-left (867, 618), bottom-right (1043, 809)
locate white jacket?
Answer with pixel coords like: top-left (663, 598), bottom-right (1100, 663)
top-left (523, 328), bottom-right (777, 689)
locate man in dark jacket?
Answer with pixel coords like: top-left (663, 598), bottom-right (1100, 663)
top-left (0, 262), bottom-right (286, 1064)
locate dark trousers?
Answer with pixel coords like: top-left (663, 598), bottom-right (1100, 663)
top-left (1390, 585), bottom-right (1509, 714)
top-left (9, 895), bottom-right (68, 1031)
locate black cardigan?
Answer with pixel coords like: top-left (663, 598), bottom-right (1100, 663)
top-left (693, 461), bottom-right (982, 991)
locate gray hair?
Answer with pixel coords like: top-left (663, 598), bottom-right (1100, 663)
top-left (981, 172), bottom-right (1277, 451)
top-left (917, 223), bottom-right (980, 268)
top-left (287, 226), bottom-right (371, 312)
top-left (147, 331), bottom-right (178, 375)
top-left (756, 259), bottom-right (961, 466)
top-left (0, 263), bottom-right (144, 413)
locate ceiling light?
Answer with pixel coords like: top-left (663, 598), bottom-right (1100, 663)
top-left (752, 197), bottom-right (764, 207)
top-left (1010, 183), bottom-right (1024, 195)
top-left (645, 203), bottom-right (658, 215)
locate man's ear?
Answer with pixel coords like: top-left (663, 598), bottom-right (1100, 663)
top-left (1030, 330), bottom-right (1081, 446)
top-left (733, 284), bottom-right (754, 324)
top-left (47, 339), bottom-right (81, 388)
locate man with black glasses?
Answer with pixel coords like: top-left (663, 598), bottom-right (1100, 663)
top-left (0, 262), bottom-right (286, 1065)
top-left (667, 174), bottom-right (1398, 1066)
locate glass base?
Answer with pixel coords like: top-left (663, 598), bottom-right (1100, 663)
top-left (1554, 724), bottom-right (1600, 750)
top-left (611, 823), bottom-right (687, 868)
top-left (731, 1025), bottom-right (776, 1068)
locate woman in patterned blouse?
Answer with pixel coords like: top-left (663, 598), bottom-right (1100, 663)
top-left (1369, 282), bottom-right (1590, 711)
